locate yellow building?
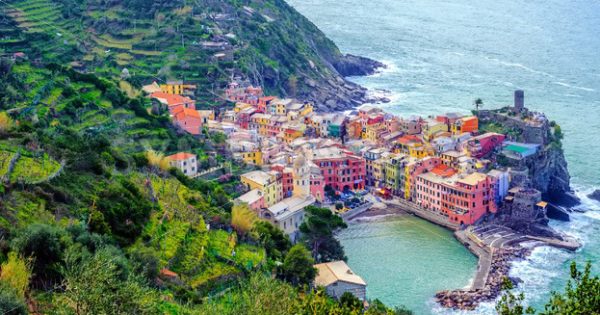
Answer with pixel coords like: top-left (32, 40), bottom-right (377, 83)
top-left (300, 103), bottom-right (314, 116)
top-left (235, 102), bottom-right (253, 113)
top-left (422, 120), bottom-right (448, 141)
top-left (240, 170), bottom-right (282, 206)
top-left (242, 151), bottom-right (263, 166)
top-left (160, 81), bottom-right (196, 95)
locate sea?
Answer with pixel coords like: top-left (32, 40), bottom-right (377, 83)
top-left (287, 0), bottom-right (600, 314)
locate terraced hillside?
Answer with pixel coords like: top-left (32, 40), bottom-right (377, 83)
top-left (0, 0), bottom-right (381, 109)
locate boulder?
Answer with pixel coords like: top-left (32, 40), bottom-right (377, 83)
top-left (588, 189), bottom-right (600, 202)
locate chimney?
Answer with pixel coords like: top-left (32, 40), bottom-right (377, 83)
top-left (514, 90), bottom-right (524, 112)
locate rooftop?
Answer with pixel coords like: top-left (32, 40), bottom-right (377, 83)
top-left (314, 260), bottom-right (367, 287)
top-left (167, 152), bottom-right (196, 161)
top-left (241, 170), bottom-right (273, 186)
top-left (267, 195), bottom-right (315, 220)
top-left (237, 189), bottom-right (263, 204)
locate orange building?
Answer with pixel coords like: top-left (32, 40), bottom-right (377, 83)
top-left (452, 116), bottom-right (478, 135)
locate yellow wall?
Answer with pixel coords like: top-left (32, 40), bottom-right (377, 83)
top-left (242, 151), bottom-right (263, 166)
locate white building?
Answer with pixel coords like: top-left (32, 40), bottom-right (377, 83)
top-left (166, 152), bottom-right (197, 177)
top-left (261, 195), bottom-right (315, 243)
top-left (314, 260), bottom-right (367, 301)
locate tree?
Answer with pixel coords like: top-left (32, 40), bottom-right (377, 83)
top-left (496, 277), bottom-right (535, 315)
top-left (0, 285), bottom-right (27, 315)
top-left (252, 221), bottom-right (292, 260)
top-left (145, 150), bottom-right (170, 172)
top-left (11, 224), bottom-right (68, 286)
top-left (57, 245), bottom-right (161, 315)
top-left (0, 252), bottom-right (31, 299)
top-left (540, 261), bottom-right (600, 315)
top-left (299, 206), bottom-right (347, 261)
top-left (496, 261), bottom-right (599, 315)
top-left (474, 98), bottom-right (484, 112)
top-left (0, 111), bottom-right (14, 134)
top-left (231, 203), bottom-right (258, 238)
top-left (339, 291), bottom-right (363, 311)
top-left (282, 244), bottom-right (316, 286)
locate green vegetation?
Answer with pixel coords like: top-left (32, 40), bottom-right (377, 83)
top-left (496, 261), bottom-right (599, 315)
top-left (300, 205), bottom-right (348, 262)
top-left (0, 0), bottom-right (357, 105)
top-left (0, 61), bottom-right (403, 313)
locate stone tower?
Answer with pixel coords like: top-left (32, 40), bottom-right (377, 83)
top-left (514, 90), bottom-right (525, 112)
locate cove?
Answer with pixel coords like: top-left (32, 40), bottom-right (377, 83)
top-left (337, 216), bottom-right (477, 315)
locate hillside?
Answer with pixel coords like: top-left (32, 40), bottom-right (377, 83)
top-left (0, 59), bottom-right (407, 314)
top-left (0, 0), bottom-right (383, 110)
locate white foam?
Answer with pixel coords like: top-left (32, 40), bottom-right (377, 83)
top-left (553, 81), bottom-right (595, 92)
top-left (485, 57), bottom-right (555, 78)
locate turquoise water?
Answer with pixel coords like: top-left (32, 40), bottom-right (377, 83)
top-left (287, 0), bottom-right (600, 314)
top-left (337, 217), bottom-right (477, 314)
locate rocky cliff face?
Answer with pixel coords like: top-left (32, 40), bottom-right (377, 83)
top-left (526, 146), bottom-right (576, 205)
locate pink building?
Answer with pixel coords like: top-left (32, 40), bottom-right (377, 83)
top-left (236, 189), bottom-right (265, 212)
top-left (416, 171), bottom-right (496, 225)
top-left (312, 147), bottom-right (366, 192)
top-left (150, 92), bottom-right (196, 114)
top-left (310, 173), bottom-right (326, 202)
top-left (467, 133), bottom-right (506, 158)
top-left (271, 165), bottom-right (294, 198)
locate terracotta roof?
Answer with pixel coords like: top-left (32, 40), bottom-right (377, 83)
top-left (167, 152), bottom-right (196, 161)
top-left (174, 108), bottom-right (201, 121)
top-left (431, 164), bottom-right (457, 177)
top-left (397, 135), bottom-right (422, 145)
top-left (151, 92), bottom-right (194, 107)
top-left (314, 261), bottom-right (366, 287)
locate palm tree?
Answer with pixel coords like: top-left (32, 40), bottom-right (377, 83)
top-left (474, 98), bottom-right (484, 112)
top-left (474, 98), bottom-right (484, 110)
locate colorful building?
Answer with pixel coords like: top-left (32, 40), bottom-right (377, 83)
top-left (242, 151), bottom-right (263, 166)
top-left (312, 147), bottom-right (366, 192)
top-left (240, 170), bottom-right (283, 206)
top-left (236, 189), bottom-right (265, 211)
top-left (415, 171), bottom-right (496, 225)
top-left (150, 92), bottom-right (196, 114)
top-left (422, 119), bottom-right (448, 141)
top-left (166, 152), bottom-right (197, 177)
top-left (467, 133), bottom-right (506, 158)
top-left (384, 154), bottom-right (407, 195)
top-left (160, 80), bottom-right (196, 95)
top-left (172, 107), bottom-right (203, 135)
top-left (451, 116), bottom-right (479, 135)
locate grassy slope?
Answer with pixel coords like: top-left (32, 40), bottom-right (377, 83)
top-left (0, 62), bottom-right (262, 305)
top-left (0, 0), bottom-right (350, 105)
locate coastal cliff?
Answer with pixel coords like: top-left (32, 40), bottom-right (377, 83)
top-left (479, 106), bottom-right (577, 207)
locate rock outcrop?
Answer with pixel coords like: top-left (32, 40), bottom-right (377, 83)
top-left (526, 146), bottom-right (578, 206)
top-left (333, 54), bottom-right (385, 77)
top-left (436, 248), bottom-right (531, 310)
top-left (588, 189), bottom-right (600, 202)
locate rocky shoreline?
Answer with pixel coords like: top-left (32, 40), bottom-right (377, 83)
top-left (435, 247), bottom-right (532, 311)
top-left (305, 54), bottom-right (388, 112)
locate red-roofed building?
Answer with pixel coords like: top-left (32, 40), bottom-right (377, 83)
top-left (173, 107), bottom-right (203, 135)
top-left (150, 92), bottom-right (196, 114)
top-left (167, 152), bottom-right (197, 177)
top-left (431, 164), bottom-right (457, 177)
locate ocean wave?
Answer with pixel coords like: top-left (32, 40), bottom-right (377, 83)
top-left (485, 57), bottom-right (556, 78)
top-left (369, 59), bottom-right (400, 77)
top-left (553, 81), bottom-right (596, 92)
